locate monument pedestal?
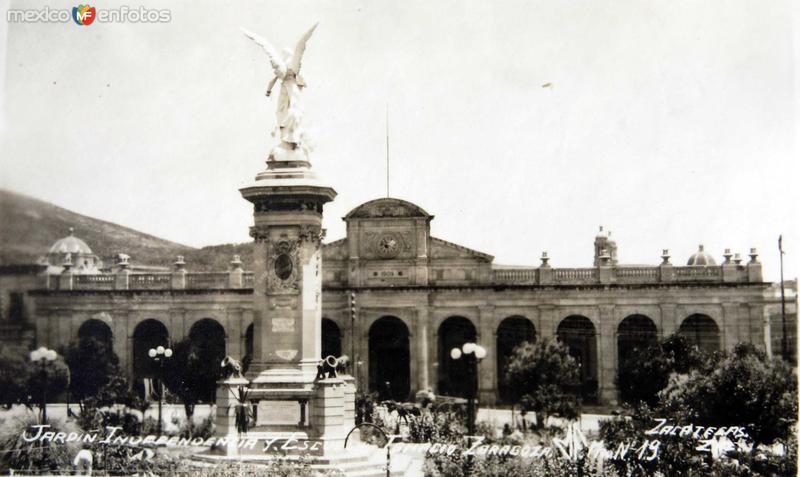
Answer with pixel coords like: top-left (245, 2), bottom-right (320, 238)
top-left (210, 374), bottom-right (357, 458)
top-left (201, 27), bottom-right (401, 473)
top-left (210, 152), bottom-right (365, 463)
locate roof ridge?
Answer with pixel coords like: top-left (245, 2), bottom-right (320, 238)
top-left (430, 236), bottom-right (493, 260)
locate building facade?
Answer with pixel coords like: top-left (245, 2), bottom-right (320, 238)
top-left (2, 197), bottom-right (795, 406)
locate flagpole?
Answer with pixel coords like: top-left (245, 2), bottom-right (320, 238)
top-left (386, 103), bottom-right (390, 198)
top-left (779, 235), bottom-right (787, 361)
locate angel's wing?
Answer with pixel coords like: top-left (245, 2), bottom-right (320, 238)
top-left (240, 27), bottom-right (285, 75)
top-left (289, 22), bottom-right (319, 73)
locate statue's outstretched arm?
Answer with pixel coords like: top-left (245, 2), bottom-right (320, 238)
top-left (266, 76), bottom-right (278, 97)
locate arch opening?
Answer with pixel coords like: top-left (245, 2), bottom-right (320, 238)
top-left (557, 315), bottom-right (598, 403)
top-left (187, 318), bottom-right (227, 402)
top-left (132, 319), bottom-right (169, 398)
top-left (617, 314), bottom-right (658, 368)
top-left (322, 318), bottom-right (342, 359)
top-left (78, 319), bottom-right (113, 350)
top-left (496, 316), bottom-right (536, 403)
top-left (678, 314), bottom-right (720, 353)
top-left (437, 316), bottom-right (478, 398)
top-left (368, 316), bottom-right (410, 401)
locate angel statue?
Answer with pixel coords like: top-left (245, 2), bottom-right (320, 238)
top-left (241, 23), bottom-right (318, 151)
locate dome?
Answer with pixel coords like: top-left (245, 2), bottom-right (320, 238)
top-left (687, 245), bottom-right (716, 266)
top-left (49, 228), bottom-right (93, 255)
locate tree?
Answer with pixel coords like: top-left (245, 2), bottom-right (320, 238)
top-left (659, 342), bottom-right (797, 446)
top-left (601, 342), bottom-right (799, 475)
top-left (503, 338), bottom-right (581, 427)
top-left (162, 338), bottom-right (223, 435)
top-left (617, 334), bottom-right (708, 406)
top-left (27, 355), bottom-right (70, 419)
top-left (0, 348), bottom-right (31, 408)
top-left (63, 336), bottom-right (129, 410)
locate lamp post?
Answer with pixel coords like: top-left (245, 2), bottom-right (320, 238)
top-left (29, 347), bottom-right (58, 424)
top-left (779, 235), bottom-right (788, 361)
top-left (148, 345), bottom-right (173, 436)
top-left (450, 342), bottom-right (486, 436)
top-left (349, 292), bottom-right (357, 389)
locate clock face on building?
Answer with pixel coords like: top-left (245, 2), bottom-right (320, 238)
top-left (377, 234), bottom-right (400, 258)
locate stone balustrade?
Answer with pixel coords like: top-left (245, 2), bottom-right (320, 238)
top-left (128, 273), bottom-right (172, 289)
top-left (492, 263), bottom-right (759, 285)
top-left (53, 255), bottom-right (255, 290)
top-left (48, 251), bottom-right (764, 291)
top-left (73, 274), bottom-right (116, 290)
top-left (553, 268), bottom-right (598, 283)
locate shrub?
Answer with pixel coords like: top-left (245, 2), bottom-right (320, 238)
top-left (77, 407), bottom-right (142, 436)
top-left (424, 448), bottom-right (618, 477)
top-left (504, 339), bottom-right (581, 427)
top-left (600, 343), bottom-right (799, 476)
top-left (0, 413), bottom-right (80, 473)
top-left (408, 406), bottom-right (466, 443)
top-left (617, 334), bottom-right (709, 406)
top-left (27, 355), bottom-right (70, 416)
top-left (86, 443), bottom-right (184, 475)
top-left (659, 343), bottom-right (798, 447)
top-left (356, 390), bottom-right (379, 424)
top-left (0, 348), bottom-right (32, 408)
top-left (63, 336), bottom-right (129, 409)
top-left (178, 413), bottom-right (215, 439)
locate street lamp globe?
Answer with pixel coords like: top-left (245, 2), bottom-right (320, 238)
top-left (164, 348), bottom-right (173, 358)
top-left (30, 347), bottom-right (57, 362)
top-left (450, 347), bottom-right (462, 360)
top-left (462, 342), bottom-right (476, 355)
top-left (148, 348), bottom-right (157, 358)
top-left (156, 345), bottom-right (165, 355)
top-left (474, 345), bottom-right (487, 360)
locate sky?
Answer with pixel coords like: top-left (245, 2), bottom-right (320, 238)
top-left (1, 0), bottom-right (798, 281)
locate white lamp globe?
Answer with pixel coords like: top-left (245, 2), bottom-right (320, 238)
top-left (475, 346), bottom-right (487, 359)
top-left (156, 345), bottom-right (165, 354)
top-left (164, 348), bottom-right (173, 358)
top-left (29, 349), bottom-right (41, 361)
top-left (462, 343), bottom-right (476, 354)
top-left (450, 348), bottom-right (462, 360)
top-left (46, 350), bottom-right (57, 361)
top-left (148, 348), bottom-right (157, 358)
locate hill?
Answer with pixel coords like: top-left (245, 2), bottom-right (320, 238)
top-left (0, 189), bottom-right (195, 267)
top-left (183, 242), bottom-right (254, 272)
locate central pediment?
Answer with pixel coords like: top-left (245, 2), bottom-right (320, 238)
top-left (344, 198), bottom-right (433, 221)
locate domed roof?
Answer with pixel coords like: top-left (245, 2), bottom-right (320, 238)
top-left (49, 228), bottom-right (93, 255)
top-left (687, 245), bottom-right (716, 266)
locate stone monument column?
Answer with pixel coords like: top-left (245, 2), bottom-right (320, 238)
top-left (240, 153), bottom-right (336, 393)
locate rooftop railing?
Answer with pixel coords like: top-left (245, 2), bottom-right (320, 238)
top-left (491, 263), bottom-right (753, 285)
top-left (50, 252), bottom-right (762, 291)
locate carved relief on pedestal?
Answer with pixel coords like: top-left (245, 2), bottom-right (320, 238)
top-left (266, 238), bottom-right (300, 294)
